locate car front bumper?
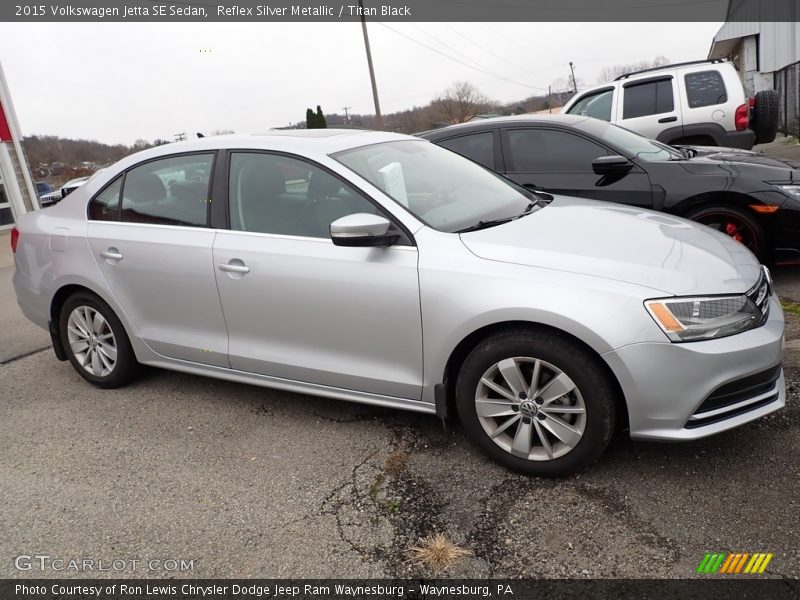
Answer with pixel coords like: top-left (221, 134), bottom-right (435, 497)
top-left (603, 295), bottom-right (785, 441)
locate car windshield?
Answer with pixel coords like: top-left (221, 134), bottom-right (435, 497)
top-left (580, 119), bottom-right (682, 161)
top-left (332, 140), bottom-right (534, 233)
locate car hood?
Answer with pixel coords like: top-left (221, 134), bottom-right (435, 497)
top-left (459, 196), bottom-right (762, 296)
top-left (680, 145), bottom-right (799, 172)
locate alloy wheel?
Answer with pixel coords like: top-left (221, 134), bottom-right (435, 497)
top-left (694, 212), bottom-right (758, 253)
top-left (475, 357), bottom-right (586, 461)
top-left (66, 306), bottom-right (118, 377)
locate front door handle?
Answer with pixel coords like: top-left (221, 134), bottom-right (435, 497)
top-left (218, 261), bottom-right (250, 274)
top-left (658, 116), bottom-right (678, 123)
top-left (99, 248), bottom-right (123, 261)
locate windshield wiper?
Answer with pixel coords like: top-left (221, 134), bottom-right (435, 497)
top-left (456, 201), bottom-right (538, 233)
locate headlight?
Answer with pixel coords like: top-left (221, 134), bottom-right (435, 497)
top-left (777, 185), bottom-right (800, 199)
top-left (645, 295), bottom-right (762, 342)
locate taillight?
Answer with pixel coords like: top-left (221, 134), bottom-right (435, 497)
top-left (10, 226), bottom-right (19, 253)
top-left (735, 102), bottom-right (749, 130)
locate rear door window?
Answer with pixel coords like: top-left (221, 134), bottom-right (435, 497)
top-left (685, 70), bottom-right (728, 108)
top-left (623, 78), bottom-right (674, 119)
top-left (437, 132), bottom-right (495, 169)
top-left (121, 154), bottom-right (213, 226)
top-left (88, 176), bottom-right (122, 221)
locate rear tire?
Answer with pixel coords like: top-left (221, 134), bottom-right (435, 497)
top-left (752, 90), bottom-right (779, 145)
top-left (59, 292), bottom-right (139, 389)
top-left (455, 329), bottom-right (616, 477)
top-left (685, 204), bottom-right (767, 261)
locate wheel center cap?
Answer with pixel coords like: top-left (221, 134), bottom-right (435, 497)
top-left (520, 400), bottom-right (538, 417)
top-left (89, 335), bottom-right (97, 347)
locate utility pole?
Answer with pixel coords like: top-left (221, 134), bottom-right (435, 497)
top-left (569, 61), bottom-right (577, 94)
top-left (548, 85), bottom-right (552, 113)
top-left (342, 106), bottom-right (351, 124)
top-left (174, 132), bottom-right (187, 142)
top-left (358, 0), bottom-right (383, 130)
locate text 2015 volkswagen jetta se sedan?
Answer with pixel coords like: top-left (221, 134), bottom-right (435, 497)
top-left (12, 130), bottom-right (784, 476)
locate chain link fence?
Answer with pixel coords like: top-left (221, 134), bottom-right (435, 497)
top-left (775, 61), bottom-right (799, 138)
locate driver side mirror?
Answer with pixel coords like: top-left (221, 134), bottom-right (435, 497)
top-left (592, 155), bottom-right (633, 176)
top-left (330, 213), bottom-right (399, 247)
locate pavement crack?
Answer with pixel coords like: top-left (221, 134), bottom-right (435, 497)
top-left (0, 345), bottom-right (53, 366)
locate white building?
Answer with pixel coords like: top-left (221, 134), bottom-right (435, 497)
top-left (708, 2), bottom-right (800, 137)
top-left (709, 20), bottom-right (799, 94)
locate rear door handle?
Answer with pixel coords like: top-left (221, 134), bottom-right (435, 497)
top-left (99, 248), bottom-right (123, 261)
top-left (658, 116), bottom-right (678, 123)
top-left (218, 261), bottom-right (250, 274)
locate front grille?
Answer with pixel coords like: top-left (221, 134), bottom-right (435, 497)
top-left (685, 364), bottom-right (782, 429)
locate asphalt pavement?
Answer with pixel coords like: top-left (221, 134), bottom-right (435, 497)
top-left (1, 227), bottom-right (798, 578)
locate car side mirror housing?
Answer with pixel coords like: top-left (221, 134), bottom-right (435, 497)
top-left (593, 155), bottom-right (633, 175)
top-left (330, 213), bottom-right (399, 247)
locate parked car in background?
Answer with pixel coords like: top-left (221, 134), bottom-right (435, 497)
top-left (419, 115), bottom-right (800, 263)
top-left (38, 189), bottom-right (62, 207)
top-left (35, 181), bottom-right (53, 198)
top-left (12, 131), bottom-right (784, 476)
top-left (561, 59), bottom-right (779, 150)
top-left (60, 176), bottom-right (90, 198)
top-left (38, 176), bottom-right (92, 207)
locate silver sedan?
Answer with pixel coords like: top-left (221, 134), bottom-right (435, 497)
top-left (12, 130), bottom-right (784, 476)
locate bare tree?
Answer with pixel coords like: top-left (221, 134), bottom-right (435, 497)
top-left (597, 56), bottom-right (669, 83)
top-left (433, 81), bottom-right (495, 124)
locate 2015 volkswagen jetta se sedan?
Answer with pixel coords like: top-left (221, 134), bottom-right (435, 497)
top-left (12, 130), bottom-right (784, 476)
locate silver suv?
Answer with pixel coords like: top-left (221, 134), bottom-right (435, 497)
top-left (12, 130), bottom-right (785, 476)
top-left (563, 59), bottom-right (778, 149)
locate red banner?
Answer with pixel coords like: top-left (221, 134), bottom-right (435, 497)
top-left (0, 100), bottom-right (12, 141)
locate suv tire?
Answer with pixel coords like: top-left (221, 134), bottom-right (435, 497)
top-left (752, 90), bottom-right (779, 145)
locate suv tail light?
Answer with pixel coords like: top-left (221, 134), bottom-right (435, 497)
top-left (10, 226), bottom-right (19, 253)
top-left (735, 102), bottom-right (749, 130)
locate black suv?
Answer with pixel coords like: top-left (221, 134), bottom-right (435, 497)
top-left (419, 115), bottom-right (800, 263)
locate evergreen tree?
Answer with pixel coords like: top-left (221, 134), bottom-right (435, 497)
top-left (305, 108), bottom-right (315, 129)
top-left (315, 105), bottom-right (327, 129)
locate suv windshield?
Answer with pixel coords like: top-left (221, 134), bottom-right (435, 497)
top-left (580, 119), bottom-right (681, 161)
top-left (333, 140), bottom-right (534, 233)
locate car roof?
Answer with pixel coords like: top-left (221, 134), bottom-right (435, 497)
top-left (418, 114), bottom-right (590, 139)
top-left (566, 59), bottom-right (735, 102)
top-left (121, 129), bottom-right (415, 165)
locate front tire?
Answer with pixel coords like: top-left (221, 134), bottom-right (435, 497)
top-left (59, 292), bottom-right (139, 388)
top-left (455, 329), bottom-right (616, 477)
top-left (685, 204), bottom-right (767, 261)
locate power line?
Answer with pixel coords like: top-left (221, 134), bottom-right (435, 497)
top-left (439, 22), bottom-right (536, 76)
top-left (376, 22), bottom-right (549, 92)
top-left (405, 22), bottom-right (488, 72)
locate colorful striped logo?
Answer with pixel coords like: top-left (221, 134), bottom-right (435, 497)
top-left (696, 552), bottom-right (774, 574)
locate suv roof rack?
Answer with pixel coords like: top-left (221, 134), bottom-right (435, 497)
top-left (614, 58), bottom-right (727, 81)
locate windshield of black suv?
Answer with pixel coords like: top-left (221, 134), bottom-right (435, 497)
top-left (333, 140), bottom-right (535, 233)
top-left (580, 119), bottom-right (682, 161)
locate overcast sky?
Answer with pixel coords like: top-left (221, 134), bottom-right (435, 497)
top-left (0, 21), bottom-right (721, 145)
